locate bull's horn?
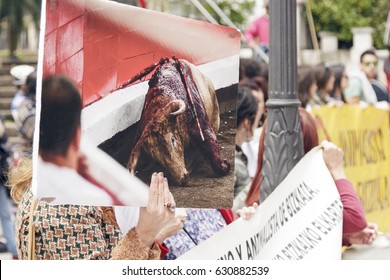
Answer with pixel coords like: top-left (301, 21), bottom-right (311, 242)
top-left (164, 100), bottom-right (186, 117)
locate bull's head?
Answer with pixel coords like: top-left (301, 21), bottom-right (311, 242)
top-left (128, 99), bottom-right (189, 186)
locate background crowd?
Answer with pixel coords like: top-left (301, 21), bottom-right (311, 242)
top-left (0, 44), bottom-right (385, 259)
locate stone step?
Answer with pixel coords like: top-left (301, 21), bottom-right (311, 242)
top-left (0, 75), bottom-right (13, 86)
top-left (0, 86), bottom-right (16, 98)
top-left (2, 59), bottom-right (37, 67)
top-left (0, 98), bottom-right (13, 110)
top-left (0, 109), bottom-right (13, 121)
top-left (0, 61), bottom-right (37, 76)
top-left (4, 121), bottom-right (18, 137)
top-left (0, 67), bottom-right (11, 75)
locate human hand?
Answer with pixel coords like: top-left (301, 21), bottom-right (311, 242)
top-left (321, 140), bottom-right (346, 180)
top-left (235, 203), bottom-right (258, 220)
top-left (136, 172), bottom-right (176, 247)
top-left (156, 214), bottom-right (186, 243)
top-left (344, 223), bottom-right (378, 245)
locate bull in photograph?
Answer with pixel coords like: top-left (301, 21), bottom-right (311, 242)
top-left (126, 57), bottom-right (230, 186)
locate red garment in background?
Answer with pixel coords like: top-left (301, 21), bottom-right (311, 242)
top-left (387, 76), bottom-right (390, 93)
top-left (244, 15), bottom-right (269, 46)
top-left (218, 209), bottom-right (234, 225)
top-left (138, 0), bottom-right (147, 8)
top-left (335, 179), bottom-right (367, 235)
top-left (384, 57), bottom-right (390, 93)
top-left (158, 241), bottom-right (169, 259)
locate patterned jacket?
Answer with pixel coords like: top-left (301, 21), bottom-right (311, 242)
top-left (16, 190), bottom-right (160, 260)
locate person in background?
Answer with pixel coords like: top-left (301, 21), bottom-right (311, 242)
top-left (244, 1), bottom-right (269, 62)
top-left (9, 65), bottom-right (35, 165)
top-left (234, 87), bottom-right (258, 198)
top-left (239, 58), bottom-right (267, 81)
top-left (344, 49), bottom-right (382, 104)
top-left (16, 71), bottom-right (36, 141)
top-left (13, 71), bottom-right (36, 158)
top-left (383, 47), bottom-right (390, 93)
top-left (329, 64), bottom-right (348, 103)
top-left (309, 64), bottom-right (335, 107)
top-left (245, 108), bottom-right (377, 246)
top-left (238, 77), bottom-right (268, 177)
top-left (239, 76), bottom-right (268, 131)
top-left (10, 65), bottom-right (35, 123)
top-left (364, 51), bottom-right (390, 103)
top-left (0, 115), bottom-right (17, 259)
top-left (0, 184), bottom-right (16, 259)
top-left (298, 66), bottom-right (318, 111)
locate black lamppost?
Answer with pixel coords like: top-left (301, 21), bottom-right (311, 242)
top-left (260, 0), bottom-right (304, 202)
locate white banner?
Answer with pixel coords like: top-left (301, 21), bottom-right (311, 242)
top-left (179, 147), bottom-right (343, 260)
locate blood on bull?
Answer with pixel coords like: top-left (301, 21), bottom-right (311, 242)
top-left (119, 57), bottom-right (230, 186)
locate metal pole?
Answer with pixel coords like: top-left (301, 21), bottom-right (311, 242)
top-left (260, 0), bottom-right (304, 202)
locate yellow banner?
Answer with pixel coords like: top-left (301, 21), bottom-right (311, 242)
top-left (311, 105), bottom-right (390, 232)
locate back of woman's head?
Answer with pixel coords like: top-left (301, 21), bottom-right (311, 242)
top-left (237, 86), bottom-right (258, 126)
top-left (298, 67), bottom-right (316, 108)
top-left (239, 58), bottom-right (262, 80)
top-left (315, 64), bottom-right (334, 91)
top-left (8, 158), bottom-right (32, 203)
top-left (25, 71), bottom-right (37, 98)
top-left (329, 64), bottom-right (345, 97)
top-left (299, 108), bottom-right (319, 152)
top-left (239, 76), bottom-right (269, 102)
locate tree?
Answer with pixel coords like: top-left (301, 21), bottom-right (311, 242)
top-left (148, 0), bottom-right (256, 31)
top-left (0, 0), bottom-right (41, 60)
top-left (308, 0), bottom-right (390, 49)
top-left (203, 0), bottom-right (256, 31)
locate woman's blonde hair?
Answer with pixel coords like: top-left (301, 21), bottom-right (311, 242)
top-left (8, 158), bottom-right (32, 203)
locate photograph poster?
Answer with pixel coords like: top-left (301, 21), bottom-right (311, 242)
top-left (33, 0), bottom-right (241, 208)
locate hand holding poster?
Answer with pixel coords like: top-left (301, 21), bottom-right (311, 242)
top-left (179, 147), bottom-right (343, 260)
